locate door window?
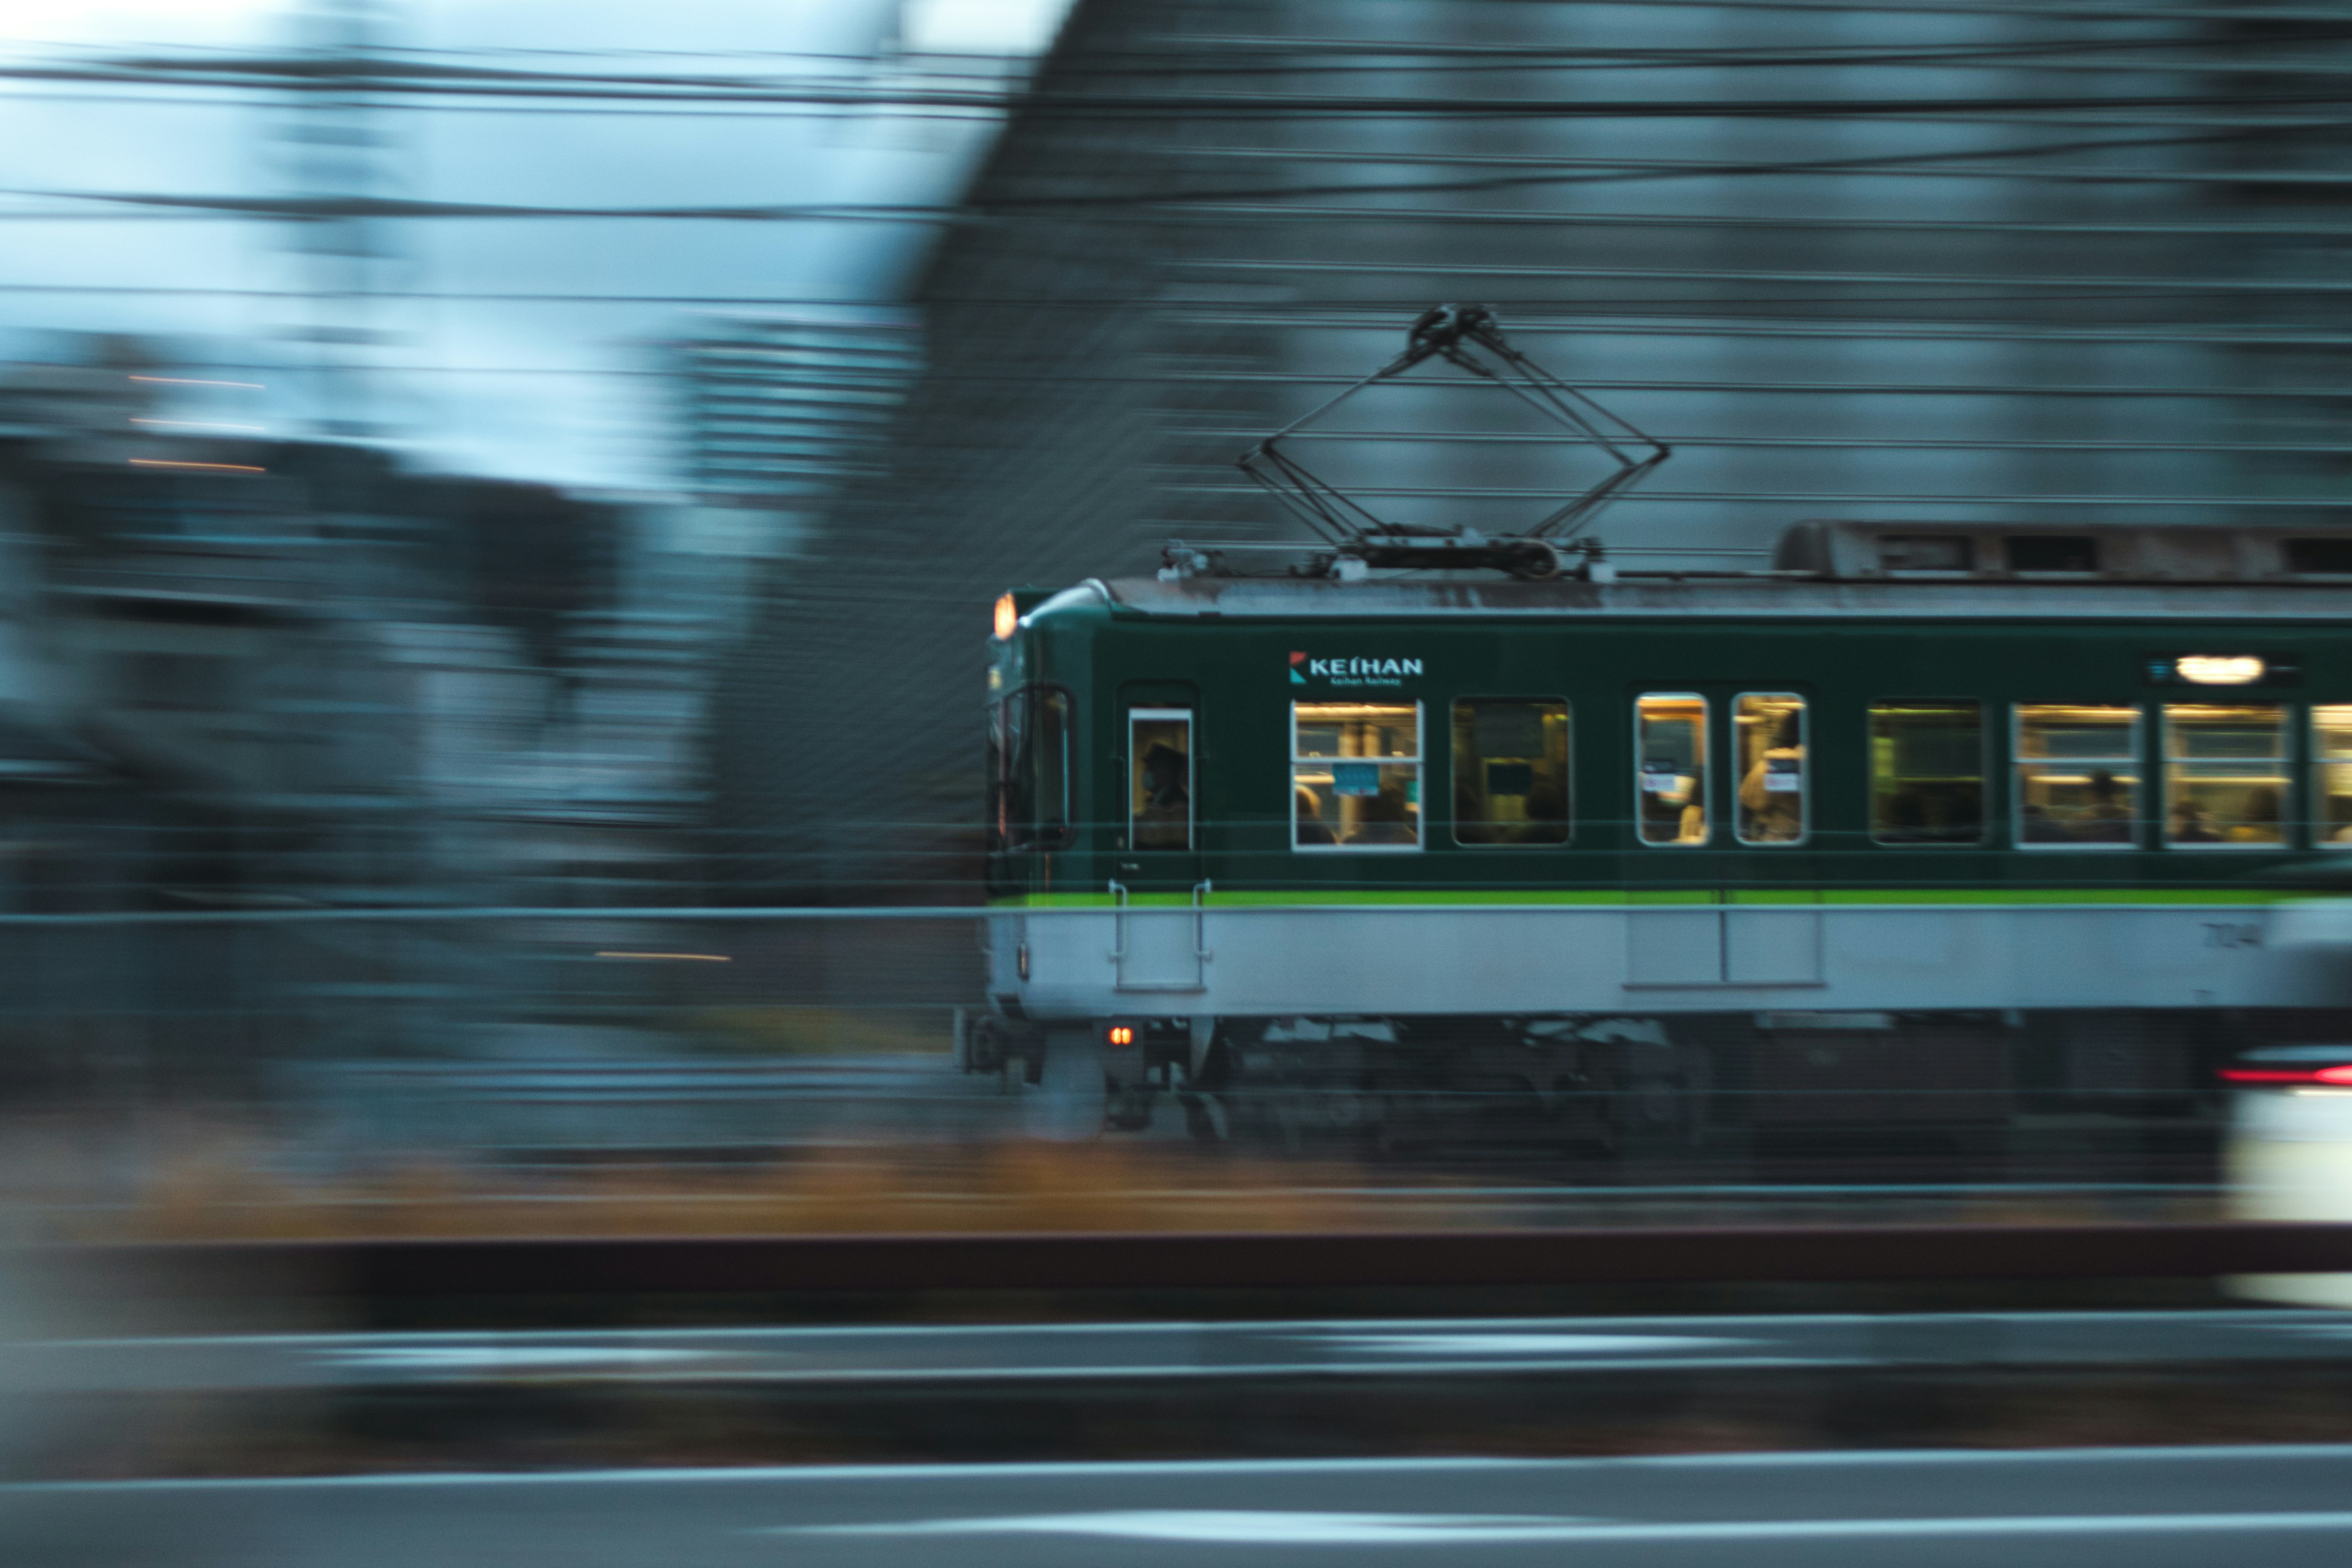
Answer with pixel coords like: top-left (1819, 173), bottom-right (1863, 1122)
top-left (1128, 708), bottom-right (1193, 851)
top-left (1293, 702), bottom-right (1420, 849)
top-left (1733, 693), bottom-right (1807, 845)
top-left (1635, 694), bottom-right (1709, 846)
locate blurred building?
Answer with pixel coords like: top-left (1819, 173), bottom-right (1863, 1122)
top-left (711, 0), bottom-right (2348, 900)
top-left (709, 1), bottom-right (1252, 900)
top-left (670, 315), bottom-right (922, 639)
top-left (676, 314), bottom-right (922, 512)
top-left (0, 336), bottom-right (705, 1080)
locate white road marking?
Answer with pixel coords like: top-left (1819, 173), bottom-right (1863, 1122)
top-left (782, 1507), bottom-right (2352, 1545)
top-left (1314, 1332), bottom-right (1746, 1357)
top-left (15, 1442), bottom-right (2352, 1493)
top-left (319, 1347), bottom-right (721, 1372)
top-left (795, 1511), bottom-right (1596, 1543)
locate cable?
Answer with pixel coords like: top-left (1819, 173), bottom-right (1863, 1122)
top-left (32, 30), bottom-right (2337, 76)
top-left (0, 125), bottom-right (2325, 222)
top-left (14, 54), bottom-right (2352, 121)
top-left (1165, 485), bottom-right (2352, 508)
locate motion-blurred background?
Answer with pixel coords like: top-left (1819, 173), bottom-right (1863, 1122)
top-left (20, 10), bottom-right (2352, 1555)
top-left (1, 0), bottom-right (2348, 1210)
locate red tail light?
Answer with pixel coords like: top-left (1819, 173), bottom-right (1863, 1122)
top-left (2221, 1063), bottom-right (2352, 1085)
top-left (1105, 1025), bottom-right (1136, 1048)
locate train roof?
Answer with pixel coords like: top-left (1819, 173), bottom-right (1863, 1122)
top-left (1091, 575), bottom-right (2352, 622)
top-left (1071, 521), bottom-right (2352, 622)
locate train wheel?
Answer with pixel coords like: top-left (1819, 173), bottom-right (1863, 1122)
top-left (1178, 1033), bottom-right (1238, 1143)
top-left (1105, 1084), bottom-right (1156, 1132)
top-left (1025, 1029), bottom-right (1107, 1140)
top-left (1178, 1091), bottom-right (1227, 1142)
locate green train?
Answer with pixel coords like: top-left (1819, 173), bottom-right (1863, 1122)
top-left (974, 519), bottom-right (2352, 1143)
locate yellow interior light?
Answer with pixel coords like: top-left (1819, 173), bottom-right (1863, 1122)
top-left (993, 592), bottom-right (1018, 641)
top-left (2177, 655), bottom-right (2265, 685)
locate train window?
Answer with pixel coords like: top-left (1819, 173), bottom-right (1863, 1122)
top-left (1452, 699), bottom-right (1569, 846)
top-left (1635, 694), bottom-right (1710, 846)
top-left (1292, 701), bottom-right (1420, 850)
top-left (2315, 708), bottom-right (2352, 846)
top-left (996, 686), bottom-right (1071, 851)
top-left (985, 705), bottom-right (1004, 851)
top-left (2007, 536), bottom-right (2099, 574)
top-left (1869, 702), bottom-right (1985, 844)
top-left (2163, 706), bottom-right (2285, 848)
top-left (1734, 693), bottom-right (1807, 845)
top-left (1128, 708), bottom-right (1193, 852)
top-left (1879, 535), bottom-right (1972, 573)
top-left (2014, 704), bottom-right (2140, 848)
top-left (2288, 539), bottom-right (2352, 575)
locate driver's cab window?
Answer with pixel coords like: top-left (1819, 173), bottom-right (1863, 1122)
top-left (1128, 708), bottom-right (1193, 851)
top-left (994, 686), bottom-right (1070, 851)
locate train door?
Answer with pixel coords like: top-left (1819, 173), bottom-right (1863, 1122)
top-left (1724, 689), bottom-right (1822, 983)
top-left (1626, 686), bottom-right (1820, 986)
top-left (1114, 686), bottom-right (1206, 992)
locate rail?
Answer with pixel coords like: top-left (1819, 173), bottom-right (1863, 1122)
top-left (35, 1222), bottom-right (2352, 1299)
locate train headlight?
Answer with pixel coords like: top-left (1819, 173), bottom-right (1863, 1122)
top-left (1105, 1024), bottom-right (1136, 1048)
top-left (993, 592), bottom-right (1018, 641)
top-left (2176, 655), bottom-right (2265, 685)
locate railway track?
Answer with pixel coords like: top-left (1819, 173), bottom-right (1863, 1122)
top-left (30, 1220), bottom-right (2352, 1301)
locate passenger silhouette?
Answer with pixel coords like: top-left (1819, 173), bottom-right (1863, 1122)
top-left (1343, 780), bottom-right (1416, 845)
top-left (1295, 785), bottom-right (1336, 846)
top-left (2072, 768), bottom-right (2132, 843)
top-left (1134, 740), bottom-right (1189, 849)
top-left (1738, 710), bottom-right (1804, 842)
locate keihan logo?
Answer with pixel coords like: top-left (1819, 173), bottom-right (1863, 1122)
top-left (1290, 652), bottom-right (1424, 688)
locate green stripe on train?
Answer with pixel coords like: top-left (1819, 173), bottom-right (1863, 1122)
top-left (991, 887), bottom-right (2312, 909)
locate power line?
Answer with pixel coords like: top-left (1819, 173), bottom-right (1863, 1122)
top-left (13, 54), bottom-right (2352, 121)
top-left (34, 200), bottom-right (2352, 243)
top-left (32, 29), bottom-right (2339, 76)
top-left (1164, 486), bottom-right (2352, 509)
top-left (12, 281), bottom-right (2352, 344)
top-left (1176, 432), bottom-right (2351, 454)
top-left (0, 125), bottom-right (2324, 225)
top-left (1193, 257), bottom-right (2352, 296)
top-left (1186, 151), bottom-right (2352, 191)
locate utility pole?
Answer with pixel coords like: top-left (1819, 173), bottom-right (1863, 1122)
top-left (275, 0), bottom-right (406, 442)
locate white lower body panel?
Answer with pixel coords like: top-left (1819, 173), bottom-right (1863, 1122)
top-left (988, 903), bottom-right (2294, 1019)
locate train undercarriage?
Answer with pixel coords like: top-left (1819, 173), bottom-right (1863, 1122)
top-left (960, 1007), bottom-right (2250, 1178)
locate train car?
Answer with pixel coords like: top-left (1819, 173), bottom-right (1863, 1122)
top-left (975, 519), bottom-right (2352, 1146)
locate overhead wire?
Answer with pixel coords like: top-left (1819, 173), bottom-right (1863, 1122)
top-left (11, 41), bottom-right (2352, 121)
top-left (0, 123), bottom-right (2332, 223)
top-left (10, 13), bottom-right (2351, 479)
